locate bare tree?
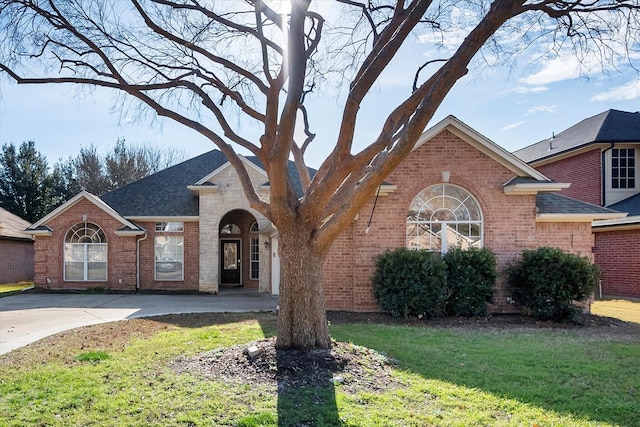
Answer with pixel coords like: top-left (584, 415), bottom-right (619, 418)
top-left (1, 0), bottom-right (639, 349)
top-left (105, 138), bottom-right (186, 188)
top-left (55, 139), bottom-right (187, 195)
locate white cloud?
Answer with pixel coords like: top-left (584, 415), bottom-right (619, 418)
top-left (591, 79), bottom-right (640, 102)
top-left (520, 56), bottom-right (585, 86)
top-left (500, 121), bottom-right (525, 131)
top-left (527, 105), bottom-right (558, 114)
top-left (501, 86), bottom-right (549, 95)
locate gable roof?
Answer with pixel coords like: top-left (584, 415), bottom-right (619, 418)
top-left (0, 207), bottom-right (33, 241)
top-left (26, 191), bottom-right (143, 235)
top-left (418, 115), bottom-right (552, 182)
top-left (100, 150), bottom-right (312, 218)
top-left (514, 109), bottom-right (640, 163)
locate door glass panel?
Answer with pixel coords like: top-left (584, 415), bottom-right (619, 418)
top-left (224, 243), bottom-right (237, 270)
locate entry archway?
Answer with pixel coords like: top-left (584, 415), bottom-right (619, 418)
top-left (219, 209), bottom-right (259, 288)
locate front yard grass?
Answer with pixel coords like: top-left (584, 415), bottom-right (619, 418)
top-left (1, 311), bottom-right (638, 426)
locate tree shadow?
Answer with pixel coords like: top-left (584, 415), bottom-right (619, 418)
top-left (150, 312), bottom-right (341, 425)
top-left (274, 346), bottom-right (341, 426)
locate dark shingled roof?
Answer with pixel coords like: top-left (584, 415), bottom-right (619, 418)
top-left (609, 193), bottom-right (640, 216)
top-left (514, 110), bottom-right (640, 163)
top-left (100, 150), bottom-right (312, 217)
top-left (536, 193), bottom-right (622, 215)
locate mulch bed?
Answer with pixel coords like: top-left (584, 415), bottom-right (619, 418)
top-left (171, 336), bottom-right (401, 394)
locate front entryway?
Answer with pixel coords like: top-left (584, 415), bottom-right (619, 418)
top-left (218, 209), bottom-right (261, 289)
top-left (221, 239), bottom-right (241, 285)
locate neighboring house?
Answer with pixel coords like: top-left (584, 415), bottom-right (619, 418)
top-left (0, 207), bottom-right (34, 283)
top-left (514, 109), bottom-right (640, 299)
top-left (26, 116), bottom-right (621, 312)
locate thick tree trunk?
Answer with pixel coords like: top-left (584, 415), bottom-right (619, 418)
top-left (275, 226), bottom-right (330, 350)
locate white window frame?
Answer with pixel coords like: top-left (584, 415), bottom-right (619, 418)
top-left (605, 146), bottom-right (639, 205)
top-left (64, 222), bottom-right (107, 281)
top-left (407, 183), bottom-right (483, 254)
top-left (250, 237), bottom-right (260, 280)
top-left (155, 235), bottom-right (184, 281)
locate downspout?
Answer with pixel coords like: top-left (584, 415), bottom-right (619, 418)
top-left (136, 233), bottom-right (148, 292)
top-left (602, 143), bottom-right (615, 206)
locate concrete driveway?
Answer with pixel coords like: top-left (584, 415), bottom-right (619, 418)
top-left (0, 290), bottom-right (278, 355)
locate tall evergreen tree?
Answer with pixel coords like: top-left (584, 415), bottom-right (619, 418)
top-left (0, 141), bottom-right (64, 222)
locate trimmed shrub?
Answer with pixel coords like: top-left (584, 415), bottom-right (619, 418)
top-left (443, 247), bottom-right (497, 317)
top-left (372, 248), bottom-right (447, 318)
top-left (508, 247), bottom-right (600, 322)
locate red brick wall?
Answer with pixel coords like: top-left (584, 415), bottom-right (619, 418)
top-left (594, 229), bottom-right (640, 299)
top-left (323, 129), bottom-right (596, 313)
top-left (0, 239), bottom-right (34, 283)
top-left (33, 199), bottom-right (138, 291)
top-left (137, 221), bottom-right (200, 291)
top-left (33, 200), bottom-right (201, 292)
top-left (536, 149), bottom-right (602, 205)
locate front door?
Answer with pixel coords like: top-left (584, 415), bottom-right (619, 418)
top-left (221, 239), bottom-right (241, 285)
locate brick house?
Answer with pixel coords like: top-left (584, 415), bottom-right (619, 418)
top-left (514, 109), bottom-right (640, 299)
top-left (26, 116), bottom-right (621, 312)
top-left (0, 207), bottom-right (34, 283)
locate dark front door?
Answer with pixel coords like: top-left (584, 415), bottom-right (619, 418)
top-left (221, 239), bottom-right (241, 285)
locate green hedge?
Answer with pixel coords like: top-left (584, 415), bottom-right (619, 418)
top-left (443, 247), bottom-right (497, 317)
top-left (372, 247), bottom-right (497, 318)
top-left (372, 248), bottom-right (447, 318)
top-left (508, 247), bottom-right (600, 322)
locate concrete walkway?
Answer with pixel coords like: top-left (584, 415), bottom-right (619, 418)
top-left (0, 290), bottom-right (278, 355)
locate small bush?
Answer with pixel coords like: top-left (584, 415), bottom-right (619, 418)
top-left (508, 247), bottom-right (600, 322)
top-left (443, 247), bottom-right (497, 317)
top-left (74, 350), bottom-right (111, 363)
top-left (372, 248), bottom-right (447, 318)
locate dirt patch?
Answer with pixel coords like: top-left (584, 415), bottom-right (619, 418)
top-left (171, 336), bottom-right (400, 394)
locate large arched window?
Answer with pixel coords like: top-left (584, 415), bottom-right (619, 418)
top-left (407, 184), bottom-right (483, 253)
top-left (64, 222), bottom-right (107, 281)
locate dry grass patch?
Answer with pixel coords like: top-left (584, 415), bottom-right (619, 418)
top-left (592, 299), bottom-right (640, 324)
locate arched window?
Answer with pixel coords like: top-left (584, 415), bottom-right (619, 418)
top-left (250, 222), bottom-right (259, 233)
top-left (220, 223), bottom-right (241, 234)
top-left (64, 222), bottom-right (107, 281)
top-left (407, 184), bottom-right (483, 253)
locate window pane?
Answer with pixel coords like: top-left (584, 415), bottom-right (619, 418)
top-left (155, 236), bottom-right (184, 281)
top-left (64, 244), bottom-right (84, 262)
top-left (155, 222), bottom-right (184, 232)
top-left (220, 223), bottom-right (241, 234)
top-left (87, 263), bottom-right (107, 281)
top-left (64, 262), bottom-right (85, 281)
top-left (87, 244), bottom-right (107, 262)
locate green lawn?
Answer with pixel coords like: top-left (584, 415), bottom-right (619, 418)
top-left (1, 312), bottom-right (638, 426)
